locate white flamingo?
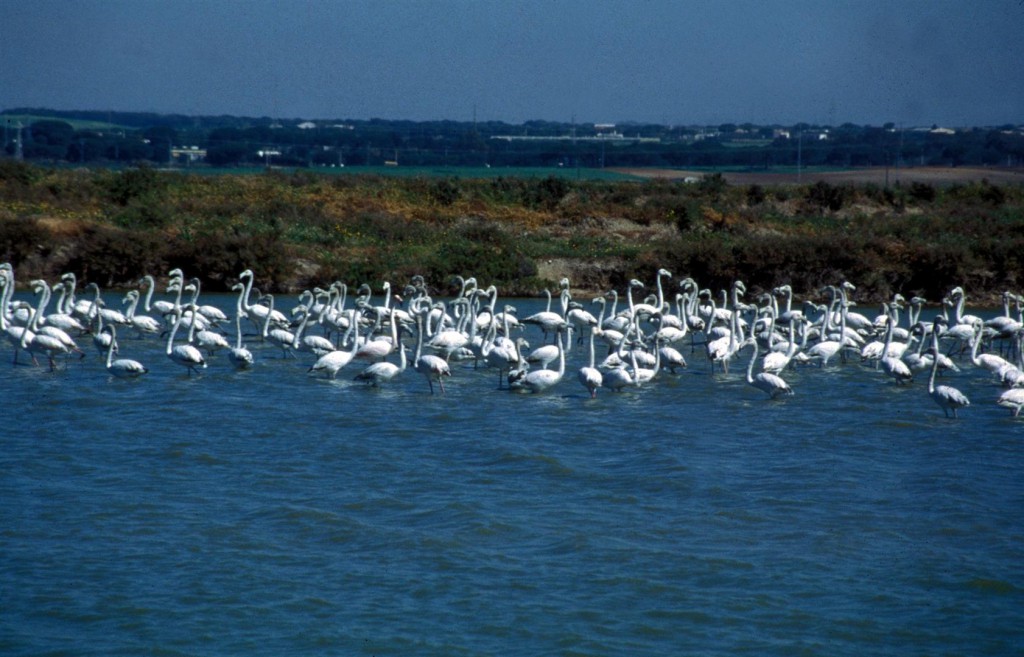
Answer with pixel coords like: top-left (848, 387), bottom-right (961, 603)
top-left (744, 336), bottom-right (794, 399)
top-left (166, 305), bottom-right (207, 375)
top-left (103, 325), bottom-right (148, 378)
top-left (354, 311), bottom-right (407, 386)
top-left (30, 280), bottom-right (84, 360)
top-left (238, 269), bottom-right (289, 331)
top-left (878, 308), bottom-right (914, 385)
top-left (706, 281), bottom-right (746, 374)
top-left (522, 328), bottom-right (566, 393)
top-left (21, 281), bottom-right (75, 370)
top-left (292, 301), bottom-right (336, 358)
top-left (413, 304), bottom-right (451, 395)
top-left (43, 281), bottom-right (86, 335)
top-left (308, 311), bottom-right (362, 379)
top-left (84, 284), bottom-right (116, 357)
top-left (1, 270), bottom-right (35, 364)
top-left (140, 274), bottom-right (176, 317)
top-left (354, 342), bottom-right (408, 387)
top-left (926, 331), bottom-right (969, 418)
top-left (996, 388), bottom-right (1024, 417)
top-left (260, 294), bottom-right (295, 358)
top-left (577, 328), bottom-right (603, 398)
top-left (968, 318), bottom-right (1013, 378)
top-left (122, 289), bottom-right (162, 338)
top-left (482, 308), bottom-right (527, 390)
top-left (522, 288), bottom-right (569, 344)
top-left (227, 311), bottom-right (254, 370)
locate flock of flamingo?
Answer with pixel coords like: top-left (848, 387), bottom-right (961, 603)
top-left (2, 262), bottom-right (1024, 418)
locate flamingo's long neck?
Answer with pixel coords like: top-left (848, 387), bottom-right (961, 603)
top-left (166, 311), bottom-right (182, 355)
top-left (142, 277), bottom-right (155, 312)
top-left (105, 327), bottom-right (117, 368)
top-left (746, 337), bottom-right (758, 384)
top-left (21, 286), bottom-right (45, 347)
top-left (126, 292), bottom-right (140, 319)
top-left (33, 285), bottom-right (52, 330)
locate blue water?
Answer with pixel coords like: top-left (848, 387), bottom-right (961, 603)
top-left (2, 295), bottom-right (1023, 656)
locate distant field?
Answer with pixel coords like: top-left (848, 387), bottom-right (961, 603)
top-left (1, 113), bottom-right (129, 132)
top-left (181, 165), bottom-right (643, 181)
top-left (612, 166), bottom-right (1024, 186)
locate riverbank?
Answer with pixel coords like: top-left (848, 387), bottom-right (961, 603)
top-left (1, 161), bottom-right (1022, 303)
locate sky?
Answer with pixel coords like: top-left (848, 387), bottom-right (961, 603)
top-left (1, 0), bottom-right (1022, 127)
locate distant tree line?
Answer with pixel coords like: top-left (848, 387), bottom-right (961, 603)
top-left (3, 108), bottom-right (1024, 170)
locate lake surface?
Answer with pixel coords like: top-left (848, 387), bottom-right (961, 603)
top-left (2, 294), bottom-right (1023, 656)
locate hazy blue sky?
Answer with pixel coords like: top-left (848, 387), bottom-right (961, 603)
top-left (2, 0), bottom-right (1022, 126)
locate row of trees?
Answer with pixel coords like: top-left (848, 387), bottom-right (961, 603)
top-left (4, 108), bottom-right (1024, 170)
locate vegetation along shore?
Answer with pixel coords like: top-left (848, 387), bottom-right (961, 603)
top-left (0, 159), bottom-right (1022, 304)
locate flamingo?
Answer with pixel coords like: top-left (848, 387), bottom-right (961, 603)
top-left (292, 301), bottom-right (336, 358)
top-left (307, 311), bottom-right (362, 379)
top-left (903, 323), bottom-right (959, 375)
top-left (354, 311), bottom-right (407, 386)
top-left (238, 269), bottom-right (289, 332)
top-left (426, 299), bottom-right (471, 362)
top-left (355, 343), bottom-right (408, 387)
top-left (87, 283), bottom-right (131, 329)
top-left (658, 343), bottom-right (688, 373)
top-left (577, 328), bottom-right (603, 398)
top-left (1, 270), bottom-right (36, 364)
top-left (878, 307), bottom-right (914, 385)
top-left (996, 388), bottom-right (1024, 417)
top-left (805, 289), bottom-right (853, 366)
top-left (566, 300), bottom-right (598, 346)
top-left (166, 305), bottom-right (207, 375)
top-left (522, 288), bottom-right (568, 344)
top-left (192, 317), bottom-right (231, 357)
top-left (122, 289), bottom-right (162, 338)
top-left (947, 286), bottom-right (984, 327)
top-left (967, 318), bottom-right (1013, 378)
top-left (706, 281), bottom-right (747, 374)
top-left (762, 318), bottom-right (803, 375)
top-left (926, 331), bottom-right (969, 418)
top-left (600, 337), bottom-right (638, 392)
top-left (633, 269), bottom-right (672, 317)
top-left (20, 281), bottom-right (76, 370)
top-left (260, 294), bottom-right (295, 358)
top-left (140, 274), bottom-right (176, 317)
top-left (413, 304), bottom-right (451, 394)
top-left (227, 310), bottom-right (254, 370)
top-left (600, 363), bottom-right (635, 392)
top-left (521, 328), bottom-right (566, 393)
top-left (743, 336), bottom-right (794, 399)
top-left (83, 284), bottom-right (116, 357)
top-left (631, 339), bottom-right (662, 386)
top-left (482, 308), bottom-right (527, 390)
top-left (102, 325), bottom-right (148, 378)
top-left (29, 281), bottom-right (84, 360)
top-left (592, 295), bottom-right (625, 352)
top-left (525, 341), bottom-right (561, 370)
top-left (42, 281), bottom-right (86, 335)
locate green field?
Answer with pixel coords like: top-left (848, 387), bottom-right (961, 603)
top-left (1, 113), bottom-right (129, 133)
top-left (188, 165), bottom-right (643, 181)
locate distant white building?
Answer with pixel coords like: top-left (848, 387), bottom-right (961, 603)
top-left (171, 146), bottom-right (206, 163)
top-left (297, 121), bottom-right (317, 130)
